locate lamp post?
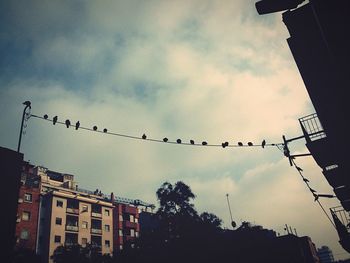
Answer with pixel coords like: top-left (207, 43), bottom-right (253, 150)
top-left (17, 101), bottom-right (31, 152)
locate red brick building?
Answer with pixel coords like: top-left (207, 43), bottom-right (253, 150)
top-left (15, 181), bottom-right (41, 250)
top-left (111, 194), bottom-right (140, 251)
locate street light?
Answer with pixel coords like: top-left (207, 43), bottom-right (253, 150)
top-left (255, 0), bottom-right (305, 15)
top-left (17, 101), bottom-right (31, 152)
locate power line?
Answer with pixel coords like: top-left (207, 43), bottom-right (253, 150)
top-left (30, 113), bottom-right (283, 149)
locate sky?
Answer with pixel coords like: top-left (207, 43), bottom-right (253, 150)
top-left (1, 0), bottom-right (348, 260)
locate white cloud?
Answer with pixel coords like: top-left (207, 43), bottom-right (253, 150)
top-left (1, 0), bottom-right (348, 260)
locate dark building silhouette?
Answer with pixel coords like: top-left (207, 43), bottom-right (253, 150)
top-left (256, 0), bottom-right (350, 253)
top-left (1, 147), bottom-right (23, 263)
top-left (222, 222), bottom-right (320, 263)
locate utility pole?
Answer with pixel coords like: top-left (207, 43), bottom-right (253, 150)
top-left (17, 101), bottom-right (31, 153)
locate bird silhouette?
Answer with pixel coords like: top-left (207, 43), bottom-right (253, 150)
top-left (23, 101), bottom-right (31, 107)
top-left (296, 166), bottom-right (303, 172)
top-left (75, 121), bottom-right (80, 130)
top-left (202, 141), bottom-right (207, 146)
top-left (93, 126), bottom-right (98, 131)
top-left (248, 142), bottom-right (253, 146)
top-left (142, 134), bottom-right (147, 139)
top-left (163, 138), bottom-right (168, 142)
top-left (44, 114), bottom-right (48, 119)
top-left (303, 178), bottom-right (309, 183)
top-left (310, 188), bottom-right (317, 193)
top-left (190, 140), bottom-right (195, 145)
top-left (238, 142), bottom-right (243, 146)
top-left (222, 143), bottom-right (226, 148)
top-left (314, 194), bottom-right (319, 201)
top-left (103, 128), bottom-right (107, 133)
top-left (261, 139), bottom-right (266, 148)
top-left (53, 116), bottom-right (58, 125)
top-left (177, 139), bottom-right (182, 144)
top-left (65, 119), bottom-right (71, 128)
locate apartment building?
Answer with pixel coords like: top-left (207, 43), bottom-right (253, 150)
top-left (14, 162), bottom-right (154, 262)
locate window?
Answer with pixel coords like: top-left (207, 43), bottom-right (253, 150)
top-left (82, 221), bottom-right (88, 229)
top-left (22, 211), bottom-right (31, 221)
top-left (135, 218), bottom-right (138, 223)
top-left (130, 229), bottom-right (135, 237)
top-left (104, 225), bottom-right (110, 232)
top-left (24, 193), bottom-right (32, 202)
top-left (119, 230), bottom-right (123, 236)
top-left (119, 245), bottom-right (123, 250)
top-left (20, 229), bottom-right (29, 240)
top-left (82, 238), bottom-right (87, 247)
top-left (54, 235), bottom-right (61, 243)
top-left (119, 215), bottom-right (123, 221)
top-left (82, 205), bottom-right (88, 212)
top-left (55, 217), bottom-right (62, 225)
top-left (104, 209), bottom-right (110, 216)
top-left (56, 200), bottom-right (63, 207)
top-left (129, 215), bottom-right (134, 223)
top-left (135, 232), bottom-right (139, 237)
top-left (105, 240), bottom-right (110, 247)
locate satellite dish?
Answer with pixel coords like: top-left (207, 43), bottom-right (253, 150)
top-left (231, 221), bottom-right (237, 228)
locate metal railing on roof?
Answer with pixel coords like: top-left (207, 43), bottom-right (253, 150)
top-left (77, 187), bottom-right (154, 208)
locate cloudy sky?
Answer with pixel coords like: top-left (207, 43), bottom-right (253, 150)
top-left (1, 0), bottom-right (348, 260)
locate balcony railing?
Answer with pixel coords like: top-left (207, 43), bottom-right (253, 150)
top-left (66, 225), bottom-right (79, 232)
top-left (66, 208), bottom-right (79, 214)
top-left (124, 221), bottom-right (138, 229)
top-left (91, 228), bottom-right (102, 235)
top-left (91, 212), bottom-right (102, 218)
top-left (299, 113), bottom-right (326, 142)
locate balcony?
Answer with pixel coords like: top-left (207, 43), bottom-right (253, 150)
top-left (66, 208), bottom-right (79, 214)
top-left (66, 225), bottom-right (79, 232)
top-left (123, 206), bottom-right (137, 214)
top-left (91, 228), bottom-right (102, 235)
top-left (124, 221), bottom-right (138, 229)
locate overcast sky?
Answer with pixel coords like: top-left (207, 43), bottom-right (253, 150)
top-left (1, 0), bottom-right (348, 260)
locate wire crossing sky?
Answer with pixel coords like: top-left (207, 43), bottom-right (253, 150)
top-left (30, 113), bottom-right (283, 149)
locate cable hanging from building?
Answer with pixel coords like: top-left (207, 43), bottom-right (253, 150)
top-left (29, 113), bottom-right (283, 149)
top-left (278, 136), bottom-right (337, 229)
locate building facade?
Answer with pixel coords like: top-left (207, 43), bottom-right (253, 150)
top-left (14, 162), bottom-right (154, 262)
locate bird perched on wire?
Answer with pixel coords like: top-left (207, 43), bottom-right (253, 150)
top-left (303, 178), bottom-right (309, 183)
top-left (163, 138), bottom-right (168, 142)
top-left (202, 141), bottom-right (207, 146)
top-left (65, 119), bottom-right (71, 128)
top-left (222, 142), bottom-right (229, 148)
top-left (44, 114), bottom-right (48, 119)
top-left (296, 166), bottom-right (303, 172)
top-left (103, 128), bottom-right (107, 133)
top-left (238, 142), bottom-right (243, 146)
top-left (177, 139), bottom-right (182, 144)
top-left (93, 126), bottom-right (98, 131)
top-left (75, 121), bottom-right (80, 130)
top-left (142, 134), bottom-right (147, 139)
top-left (248, 142), bottom-right (253, 146)
top-left (53, 116), bottom-right (58, 125)
top-left (261, 139), bottom-right (266, 148)
top-left (190, 140), bottom-right (195, 145)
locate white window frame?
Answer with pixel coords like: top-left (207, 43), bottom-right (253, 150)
top-left (24, 193), bottom-right (32, 202)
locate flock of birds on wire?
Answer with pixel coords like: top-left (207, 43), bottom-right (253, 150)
top-left (33, 113), bottom-right (273, 148)
top-left (28, 111), bottom-right (337, 226)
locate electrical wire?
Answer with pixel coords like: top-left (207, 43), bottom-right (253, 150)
top-left (290, 158), bottom-right (336, 229)
top-left (30, 113), bottom-right (283, 148)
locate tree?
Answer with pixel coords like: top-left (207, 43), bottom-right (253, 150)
top-left (156, 181), bottom-right (197, 218)
top-left (200, 212), bottom-right (223, 229)
top-left (51, 243), bottom-right (112, 263)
